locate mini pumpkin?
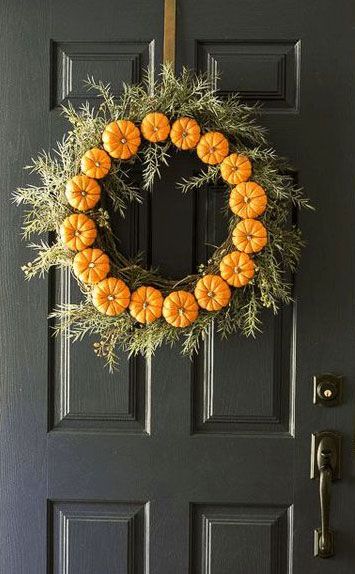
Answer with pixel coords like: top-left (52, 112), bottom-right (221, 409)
top-left (141, 112), bottom-right (170, 143)
top-left (162, 290), bottom-right (199, 328)
top-left (220, 153), bottom-right (252, 185)
top-left (92, 277), bottom-right (130, 316)
top-left (229, 181), bottom-right (267, 219)
top-left (60, 213), bottom-right (97, 251)
top-left (102, 120), bottom-right (141, 160)
top-left (73, 247), bottom-right (110, 284)
top-left (220, 251), bottom-right (255, 287)
top-left (65, 175), bottom-right (101, 211)
top-left (232, 219), bottom-right (267, 254)
top-left (170, 117), bottom-right (201, 150)
top-left (129, 285), bottom-right (164, 324)
top-left (80, 148), bottom-right (111, 179)
top-left (194, 274), bottom-right (231, 311)
top-left (196, 131), bottom-right (229, 165)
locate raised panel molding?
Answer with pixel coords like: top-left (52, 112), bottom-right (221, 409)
top-left (48, 189), bottom-right (150, 433)
top-left (49, 501), bottom-right (147, 574)
top-left (196, 40), bottom-right (301, 112)
top-left (191, 504), bottom-right (291, 574)
top-left (192, 186), bottom-right (294, 435)
top-left (51, 40), bottom-right (155, 108)
top-left (192, 307), bottom-right (293, 434)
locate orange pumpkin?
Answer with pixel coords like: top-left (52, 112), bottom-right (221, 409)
top-left (92, 277), bottom-right (130, 316)
top-left (141, 112), bottom-right (170, 143)
top-left (194, 274), bottom-right (231, 311)
top-left (229, 181), bottom-right (267, 219)
top-left (80, 148), bottom-right (111, 179)
top-left (129, 285), bottom-right (164, 324)
top-left (220, 153), bottom-right (252, 185)
top-left (60, 213), bottom-right (97, 251)
top-left (65, 175), bottom-right (101, 211)
top-left (196, 131), bottom-right (229, 165)
top-left (162, 290), bottom-right (199, 328)
top-left (73, 247), bottom-right (110, 284)
top-left (102, 120), bottom-right (141, 160)
top-left (170, 117), bottom-right (201, 150)
top-left (232, 219), bottom-right (267, 254)
top-left (220, 251), bottom-right (255, 287)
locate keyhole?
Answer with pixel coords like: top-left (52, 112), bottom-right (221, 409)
top-left (316, 379), bottom-right (339, 404)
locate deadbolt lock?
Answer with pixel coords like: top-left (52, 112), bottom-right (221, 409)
top-left (313, 374), bottom-right (343, 407)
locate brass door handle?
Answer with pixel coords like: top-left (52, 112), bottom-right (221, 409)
top-left (311, 431), bottom-right (342, 558)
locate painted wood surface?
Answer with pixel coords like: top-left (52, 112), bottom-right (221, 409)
top-left (1, 0), bottom-right (355, 572)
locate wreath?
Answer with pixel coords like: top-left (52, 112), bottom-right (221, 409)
top-left (14, 65), bottom-right (310, 371)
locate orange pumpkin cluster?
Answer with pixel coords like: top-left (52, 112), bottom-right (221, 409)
top-left (218, 152), bottom-right (269, 292)
top-left (59, 111), bottom-right (269, 329)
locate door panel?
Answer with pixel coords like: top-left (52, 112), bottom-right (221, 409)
top-left (191, 504), bottom-right (290, 573)
top-left (51, 41), bottom-right (154, 110)
top-left (196, 40), bottom-right (300, 113)
top-left (1, 0), bottom-right (355, 573)
top-left (193, 308), bottom-right (293, 434)
top-left (51, 501), bottom-right (147, 573)
top-left (192, 183), bottom-right (293, 435)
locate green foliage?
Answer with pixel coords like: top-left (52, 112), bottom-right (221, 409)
top-left (142, 142), bottom-right (170, 191)
top-left (15, 63), bottom-right (311, 372)
top-left (177, 165), bottom-right (220, 194)
top-left (21, 241), bottom-right (73, 279)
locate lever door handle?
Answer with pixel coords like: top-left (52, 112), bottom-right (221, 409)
top-left (318, 444), bottom-right (334, 556)
top-left (311, 431), bottom-right (342, 558)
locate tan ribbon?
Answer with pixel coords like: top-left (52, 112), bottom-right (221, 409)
top-left (163, 0), bottom-right (176, 69)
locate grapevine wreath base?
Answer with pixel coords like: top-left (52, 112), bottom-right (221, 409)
top-left (14, 65), bottom-right (310, 371)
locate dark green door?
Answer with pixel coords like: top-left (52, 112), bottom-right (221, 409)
top-left (1, 0), bottom-right (355, 572)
